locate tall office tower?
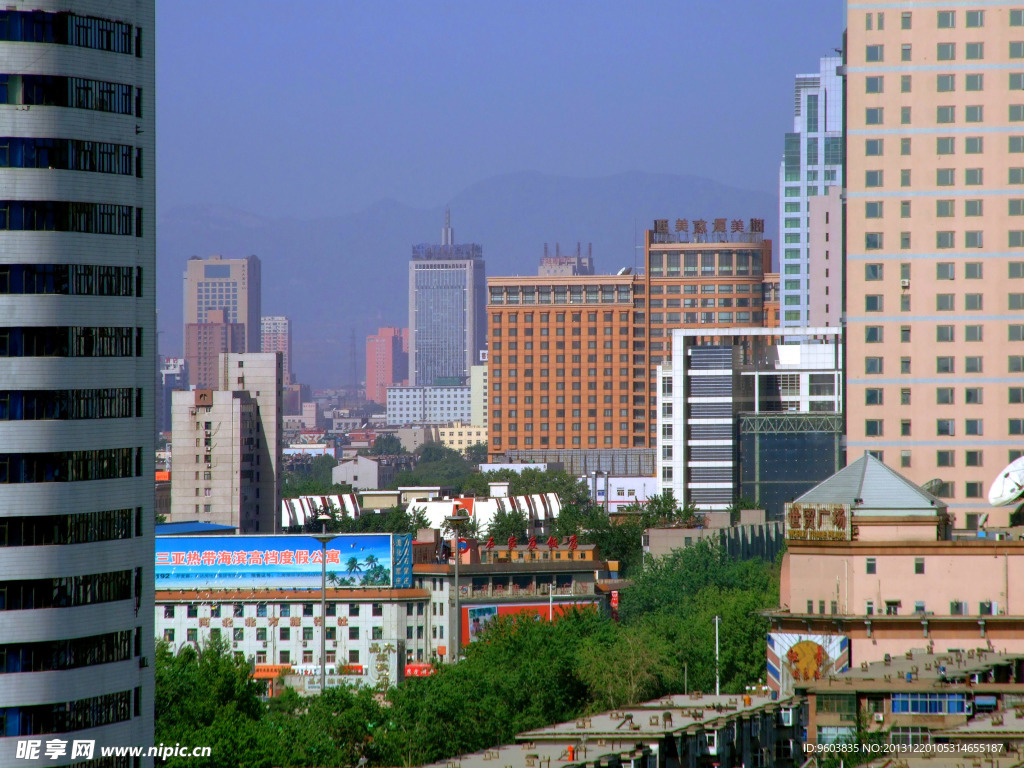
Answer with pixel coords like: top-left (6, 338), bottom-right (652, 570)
top-left (847, 2), bottom-right (1024, 527)
top-left (409, 211), bottom-right (485, 386)
top-left (779, 56), bottom-right (844, 327)
top-left (366, 326), bottom-right (408, 405)
top-left (183, 254), bottom-right (261, 388)
top-left (170, 352), bottom-right (282, 533)
top-left (0, 3), bottom-right (155, 764)
top-left (261, 315), bottom-right (293, 385)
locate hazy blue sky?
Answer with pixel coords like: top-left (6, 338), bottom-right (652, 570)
top-left (156, 1), bottom-right (844, 220)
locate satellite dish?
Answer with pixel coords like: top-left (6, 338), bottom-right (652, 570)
top-left (617, 267), bottom-right (632, 275)
top-left (988, 456), bottom-right (1024, 506)
top-left (921, 478), bottom-right (944, 495)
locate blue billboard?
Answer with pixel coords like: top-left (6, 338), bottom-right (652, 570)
top-left (155, 534), bottom-right (413, 590)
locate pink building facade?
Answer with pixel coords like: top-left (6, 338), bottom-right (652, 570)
top-left (366, 327), bottom-right (408, 406)
top-left (768, 454), bottom-right (1024, 696)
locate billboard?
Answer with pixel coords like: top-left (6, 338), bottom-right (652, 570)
top-left (460, 601), bottom-right (595, 645)
top-left (784, 502), bottom-right (852, 542)
top-left (767, 632), bottom-right (849, 697)
top-left (155, 534), bottom-right (413, 590)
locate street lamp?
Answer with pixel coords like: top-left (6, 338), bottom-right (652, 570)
top-left (445, 509), bottom-right (470, 663)
top-left (314, 513), bottom-right (334, 693)
top-left (714, 614), bottom-right (721, 696)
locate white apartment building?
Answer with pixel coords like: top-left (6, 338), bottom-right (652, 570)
top-left (386, 384), bottom-right (471, 426)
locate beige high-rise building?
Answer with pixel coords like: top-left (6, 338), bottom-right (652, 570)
top-left (183, 254), bottom-right (261, 388)
top-left (261, 315), bottom-right (293, 386)
top-left (846, 1), bottom-right (1024, 526)
top-left (170, 352), bottom-right (283, 532)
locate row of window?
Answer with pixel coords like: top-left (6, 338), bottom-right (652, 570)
top-left (868, 449), bottom-right (1021, 474)
top-left (0, 388), bottom-right (141, 421)
top-left (0, 630), bottom-right (133, 674)
top-left (494, 436), bottom-right (644, 447)
top-left (863, 417), bottom-right (1020, 439)
top-left (0, 690), bottom-right (135, 737)
top-left (0, 508), bottom-right (138, 546)
top-left (169, 601), bottom-right (388, 619)
top-left (0, 447), bottom-right (142, 484)
top-left (489, 285), bottom-right (631, 306)
top-left (0, 201), bottom-right (141, 236)
top-left (0, 264), bottom-right (141, 296)
top-left (864, 295), bottom-right (1024, 312)
top-left (0, 75), bottom-right (140, 117)
top-left (865, 387), bottom-right (1024, 407)
top-left (865, 42), bottom-right (989, 64)
top-left (866, 169), bottom-right (1024, 191)
top-left (648, 250), bottom-right (763, 278)
top-left (0, 11), bottom-right (139, 55)
top-left (0, 569), bottom-right (134, 610)
top-left (864, 356), bottom-right (1024, 375)
top-left (868, 325), bottom-right (1024, 344)
top-left (0, 327), bottom-right (142, 357)
top-left (0, 138), bottom-right (140, 176)
top-left (165, 625), bottom-right (386, 644)
top-left (865, 8), bottom-right (999, 31)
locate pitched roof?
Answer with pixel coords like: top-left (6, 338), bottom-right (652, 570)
top-left (795, 452), bottom-right (945, 514)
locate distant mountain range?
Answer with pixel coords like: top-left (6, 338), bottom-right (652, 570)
top-left (157, 170), bottom-right (776, 387)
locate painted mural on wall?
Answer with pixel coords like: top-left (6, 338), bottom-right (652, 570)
top-left (767, 632), bottom-right (849, 697)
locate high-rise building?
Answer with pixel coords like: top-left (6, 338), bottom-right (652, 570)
top-left (409, 211), bottom-right (485, 386)
top-left (261, 315), bottom-right (293, 386)
top-left (158, 357), bottom-right (188, 435)
top-left (183, 254), bottom-right (261, 388)
top-left (846, 1), bottom-right (1024, 527)
top-left (0, 2), bottom-right (155, 763)
top-left (486, 219), bottom-right (772, 459)
top-left (779, 56), bottom-right (844, 327)
top-left (366, 326), bottom-right (408, 405)
top-left (170, 352), bottom-right (282, 533)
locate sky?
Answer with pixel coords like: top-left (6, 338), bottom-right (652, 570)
top-left (156, 1), bottom-right (845, 221)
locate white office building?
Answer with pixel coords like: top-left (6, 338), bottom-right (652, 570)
top-left (0, 3), bottom-right (156, 764)
top-left (779, 56), bottom-right (843, 327)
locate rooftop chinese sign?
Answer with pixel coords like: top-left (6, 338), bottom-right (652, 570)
top-left (784, 503), bottom-right (851, 542)
top-left (155, 534), bottom-right (413, 590)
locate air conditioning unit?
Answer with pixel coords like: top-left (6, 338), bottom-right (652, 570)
top-left (900, 279), bottom-right (910, 288)
top-left (302, 641), bottom-right (308, 647)
top-left (874, 713), bottom-right (884, 723)
top-left (261, 641), bottom-right (267, 648)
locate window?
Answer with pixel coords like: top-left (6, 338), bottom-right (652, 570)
top-left (865, 295), bottom-right (883, 312)
top-left (965, 168), bottom-right (983, 185)
top-left (965, 293), bottom-right (983, 310)
top-left (966, 450), bottom-right (983, 467)
top-left (936, 294), bottom-right (954, 311)
top-left (901, 106), bottom-right (911, 125)
top-left (937, 419), bottom-right (955, 436)
top-left (914, 558), bottom-right (925, 575)
top-left (866, 45), bottom-right (884, 62)
top-left (901, 75), bottom-right (911, 93)
top-left (937, 43), bottom-right (956, 61)
top-left (865, 388), bottom-right (883, 405)
top-left (966, 106), bottom-right (983, 123)
top-left (936, 326), bottom-right (954, 342)
top-left (936, 136), bottom-right (955, 154)
top-left (965, 199), bottom-right (982, 217)
top-left (937, 11), bottom-right (955, 28)
top-left (966, 42), bottom-right (983, 60)
top-left (937, 387), bottom-right (955, 405)
top-left (865, 419), bottom-right (883, 437)
top-left (901, 11), bottom-right (911, 29)
top-left (865, 357), bottom-right (883, 374)
top-left (936, 200), bottom-right (954, 217)
top-left (865, 326), bottom-right (883, 343)
top-left (902, 44), bottom-right (912, 61)
top-left (937, 168), bottom-right (955, 186)
top-left (865, 170), bottom-right (883, 187)
top-left (865, 201), bottom-right (883, 218)
top-left (866, 558), bottom-right (876, 575)
top-left (966, 325), bottom-right (983, 342)
top-left (967, 10), bottom-right (984, 27)
top-left (866, 76), bottom-right (883, 93)
top-left (865, 108), bottom-right (884, 125)
top-left (901, 169), bottom-right (911, 186)
top-left (966, 74), bottom-right (983, 91)
top-left (937, 105), bottom-right (955, 123)
top-left (865, 264), bottom-right (883, 281)
top-left (966, 387), bottom-right (983, 403)
top-left (901, 450), bottom-right (911, 468)
top-left (901, 200), bottom-right (911, 218)
top-left (936, 232), bottom-right (955, 249)
top-left (901, 357), bottom-right (912, 374)
top-left (865, 139), bottom-right (883, 156)
top-left (865, 233), bottom-right (883, 250)
top-left (937, 357), bottom-right (955, 373)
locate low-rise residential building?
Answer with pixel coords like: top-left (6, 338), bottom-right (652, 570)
top-left (437, 422), bottom-right (488, 453)
top-left (331, 454), bottom-right (415, 491)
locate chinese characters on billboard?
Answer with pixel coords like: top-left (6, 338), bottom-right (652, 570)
top-left (155, 534), bottom-right (413, 589)
top-left (784, 503), bottom-right (852, 542)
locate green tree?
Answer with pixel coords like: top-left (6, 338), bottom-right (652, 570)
top-left (370, 433), bottom-right (405, 455)
top-left (576, 623), bottom-right (675, 711)
top-left (487, 505), bottom-right (529, 544)
top-left (465, 441), bottom-right (489, 464)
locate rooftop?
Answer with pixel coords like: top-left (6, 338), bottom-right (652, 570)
top-left (795, 452), bottom-right (945, 515)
